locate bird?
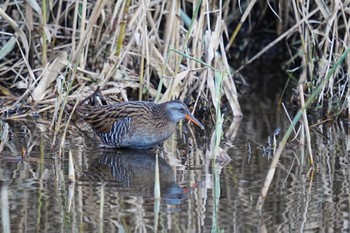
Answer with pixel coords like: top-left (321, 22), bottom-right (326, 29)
top-left (74, 100), bottom-right (204, 149)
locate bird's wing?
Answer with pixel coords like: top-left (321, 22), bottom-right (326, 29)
top-left (76, 105), bottom-right (131, 134)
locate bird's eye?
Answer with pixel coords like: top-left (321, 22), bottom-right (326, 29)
top-left (179, 107), bottom-right (186, 113)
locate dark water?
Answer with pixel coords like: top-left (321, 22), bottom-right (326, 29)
top-left (0, 96), bottom-right (349, 232)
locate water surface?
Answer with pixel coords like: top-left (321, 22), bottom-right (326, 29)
top-left (0, 95), bottom-right (349, 232)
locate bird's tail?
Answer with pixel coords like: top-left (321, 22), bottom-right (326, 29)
top-left (65, 87), bottom-right (108, 114)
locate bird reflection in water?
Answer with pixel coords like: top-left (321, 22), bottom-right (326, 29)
top-left (80, 149), bottom-right (198, 205)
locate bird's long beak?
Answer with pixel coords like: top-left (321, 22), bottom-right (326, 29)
top-left (185, 114), bottom-right (205, 130)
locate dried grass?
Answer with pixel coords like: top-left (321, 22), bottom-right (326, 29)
top-left (0, 0), bottom-right (244, 117)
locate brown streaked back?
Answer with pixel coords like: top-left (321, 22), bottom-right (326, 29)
top-left (75, 101), bottom-right (156, 134)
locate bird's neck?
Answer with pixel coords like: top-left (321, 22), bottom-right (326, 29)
top-left (152, 103), bottom-right (172, 123)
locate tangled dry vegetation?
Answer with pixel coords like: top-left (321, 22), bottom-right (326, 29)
top-left (0, 0), bottom-right (349, 133)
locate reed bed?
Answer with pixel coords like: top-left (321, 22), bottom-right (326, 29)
top-left (0, 0), bottom-right (349, 209)
top-left (1, 1), bottom-right (348, 122)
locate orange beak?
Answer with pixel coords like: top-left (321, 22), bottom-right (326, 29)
top-left (185, 114), bottom-right (204, 130)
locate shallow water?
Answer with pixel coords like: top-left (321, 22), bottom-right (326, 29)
top-left (0, 96), bottom-right (349, 232)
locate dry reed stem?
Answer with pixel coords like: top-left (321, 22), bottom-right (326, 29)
top-left (68, 150), bottom-right (75, 182)
top-left (2, 105), bottom-right (54, 120)
top-left (293, 0), bottom-right (315, 163)
top-left (67, 181), bottom-right (75, 213)
top-left (298, 83), bottom-right (314, 165)
top-left (115, 0), bottom-right (131, 56)
top-left (0, 183), bottom-right (10, 233)
top-left (0, 123), bottom-right (9, 153)
top-left (0, 8), bottom-right (30, 60)
top-left (31, 51), bottom-right (68, 101)
top-left (72, 0), bottom-right (108, 64)
top-left (225, 0), bottom-right (257, 51)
